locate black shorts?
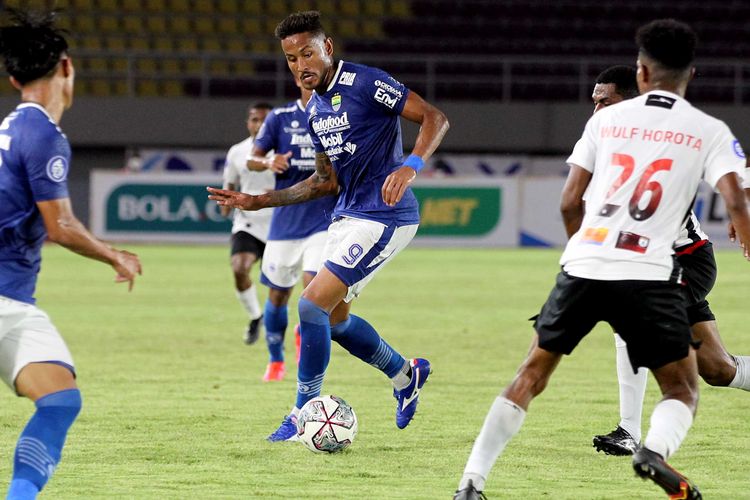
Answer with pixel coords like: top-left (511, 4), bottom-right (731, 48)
top-left (676, 241), bottom-right (716, 325)
top-left (230, 231), bottom-right (265, 258)
top-left (533, 271), bottom-right (692, 371)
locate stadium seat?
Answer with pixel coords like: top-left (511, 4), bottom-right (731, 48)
top-left (233, 60), bottom-right (255, 76)
top-left (176, 38), bottom-right (199, 53)
top-left (97, 15), bottom-right (120, 34)
top-left (105, 37), bottom-right (127, 52)
top-left (161, 80), bottom-right (185, 97)
top-left (135, 58), bottom-right (159, 75)
top-left (96, 0), bottom-right (118, 12)
top-left (144, 0), bottom-right (166, 12)
top-left (193, 17), bottom-right (214, 35)
top-left (136, 80), bottom-right (160, 97)
top-left (224, 38), bottom-right (246, 54)
top-left (239, 0), bottom-right (263, 15)
top-left (160, 59), bottom-right (183, 75)
top-left (122, 15), bottom-right (142, 34)
top-left (121, 0), bottom-right (141, 11)
top-left (167, 0), bottom-right (190, 13)
top-left (201, 38), bottom-right (222, 52)
top-left (169, 17), bottom-right (191, 35)
top-left (217, 17), bottom-right (238, 35)
top-left (153, 37), bottom-right (174, 53)
top-left (146, 17), bottom-right (168, 33)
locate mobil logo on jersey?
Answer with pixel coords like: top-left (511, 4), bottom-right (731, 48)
top-left (312, 112), bottom-right (350, 135)
top-left (320, 132), bottom-right (343, 149)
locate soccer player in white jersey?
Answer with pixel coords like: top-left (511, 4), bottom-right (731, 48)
top-left (221, 102), bottom-right (274, 345)
top-left (589, 67), bottom-right (750, 456)
top-left (0, 9), bottom-right (142, 499)
top-left (454, 20), bottom-right (750, 500)
top-left (208, 11), bottom-right (449, 441)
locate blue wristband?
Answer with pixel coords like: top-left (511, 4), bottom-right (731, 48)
top-left (403, 154), bottom-right (424, 172)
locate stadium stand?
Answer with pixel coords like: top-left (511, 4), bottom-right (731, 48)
top-left (0, 0), bottom-right (748, 103)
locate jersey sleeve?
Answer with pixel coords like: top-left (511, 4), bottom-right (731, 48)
top-left (566, 116), bottom-right (598, 173)
top-left (253, 112), bottom-right (278, 153)
top-left (223, 145), bottom-right (240, 187)
top-left (743, 166), bottom-right (750, 190)
top-left (23, 127), bottom-right (70, 202)
top-left (359, 66), bottom-right (410, 116)
top-left (702, 125), bottom-right (746, 189)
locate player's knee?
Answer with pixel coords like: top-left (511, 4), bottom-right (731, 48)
top-left (298, 297), bottom-right (329, 326)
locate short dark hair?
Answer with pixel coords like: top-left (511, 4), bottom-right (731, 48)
top-left (274, 10), bottom-right (326, 40)
top-left (250, 102), bottom-right (273, 112)
top-left (0, 8), bottom-right (68, 85)
top-left (636, 19), bottom-right (697, 71)
top-left (595, 65), bottom-right (639, 99)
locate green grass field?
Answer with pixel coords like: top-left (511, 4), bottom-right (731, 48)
top-left (1, 245), bottom-right (748, 499)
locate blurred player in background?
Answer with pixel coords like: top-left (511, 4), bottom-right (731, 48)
top-left (247, 79), bottom-right (335, 382)
top-left (455, 20), bottom-right (750, 499)
top-left (221, 102), bottom-right (274, 345)
top-left (0, 9), bottom-right (141, 499)
top-left (588, 67), bottom-right (750, 456)
top-left (209, 10), bottom-right (449, 441)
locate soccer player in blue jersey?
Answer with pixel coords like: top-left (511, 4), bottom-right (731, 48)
top-left (248, 79), bottom-right (337, 382)
top-left (209, 10), bottom-right (449, 441)
top-left (0, 9), bottom-right (142, 499)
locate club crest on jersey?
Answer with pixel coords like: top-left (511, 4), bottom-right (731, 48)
top-left (732, 139), bottom-right (745, 158)
top-left (46, 156), bottom-right (68, 182)
top-left (331, 93), bottom-right (342, 112)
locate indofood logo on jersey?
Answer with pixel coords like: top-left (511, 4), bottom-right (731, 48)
top-left (106, 183), bottom-right (229, 233)
top-left (312, 112), bottom-right (350, 135)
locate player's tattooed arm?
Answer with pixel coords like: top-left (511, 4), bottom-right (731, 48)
top-left (208, 152), bottom-right (338, 210)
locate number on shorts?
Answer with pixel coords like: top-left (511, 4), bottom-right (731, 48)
top-left (342, 244), bottom-right (364, 265)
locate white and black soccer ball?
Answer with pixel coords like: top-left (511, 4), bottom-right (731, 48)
top-left (296, 395), bottom-right (358, 453)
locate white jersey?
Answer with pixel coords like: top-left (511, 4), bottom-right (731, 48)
top-left (563, 90), bottom-right (745, 281)
top-left (222, 136), bottom-right (275, 240)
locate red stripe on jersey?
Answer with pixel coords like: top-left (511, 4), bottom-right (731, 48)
top-left (674, 238), bottom-right (708, 256)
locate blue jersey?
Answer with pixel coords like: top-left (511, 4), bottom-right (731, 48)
top-left (0, 103), bottom-right (71, 304)
top-left (306, 61), bottom-right (420, 225)
top-left (254, 99), bottom-right (336, 240)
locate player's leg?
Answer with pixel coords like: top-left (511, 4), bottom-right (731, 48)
top-left (230, 232), bottom-right (264, 344)
top-left (260, 239), bottom-right (305, 382)
top-left (633, 351), bottom-right (701, 499)
top-left (679, 242), bottom-right (749, 389)
top-left (456, 271), bottom-right (598, 498)
top-left (323, 218), bottom-right (427, 428)
top-left (456, 336), bottom-right (563, 498)
top-left (592, 332), bottom-right (647, 455)
top-left (262, 287), bottom-right (291, 382)
top-left (614, 281), bottom-right (701, 498)
top-left (266, 266), bottom-right (346, 442)
top-left (2, 304), bottom-right (81, 500)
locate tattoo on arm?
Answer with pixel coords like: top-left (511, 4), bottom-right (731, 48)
top-left (257, 152), bottom-right (337, 207)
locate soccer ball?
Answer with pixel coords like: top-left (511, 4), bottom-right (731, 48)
top-left (296, 395), bottom-right (358, 453)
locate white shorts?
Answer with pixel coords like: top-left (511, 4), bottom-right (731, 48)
top-left (0, 295), bottom-right (75, 392)
top-left (323, 217), bottom-right (418, 303)
top-left (260, 230), bottom-right (329, 290)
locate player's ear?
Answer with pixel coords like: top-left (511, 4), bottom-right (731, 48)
top-left (687, 66), bottom-right (696, 82)
top-left (324, 37), bottom-right (334, 57)
top-left (9, 75), bottom-right (21, 91)
top-left (60, 57), bottom-right (73, 78)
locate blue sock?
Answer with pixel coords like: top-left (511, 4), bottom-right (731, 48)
top-left (295, 297), bottom-right (331, 409)
top-left (264, 300), bottom-right (288, 363)
top-left (331, 315), bottom-right (406, 378)
top-left (8, 389), bottom-right (82, 500)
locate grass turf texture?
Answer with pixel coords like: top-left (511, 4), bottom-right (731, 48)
top-left (1, 245), bottom-right (748, 499)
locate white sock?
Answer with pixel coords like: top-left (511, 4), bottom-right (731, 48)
top-left (390, 360), bottom-right (411, 390)
top-left (458, 397), bottom-right (526, 492)
top-left (643, 399), bottom-right (693, 459)
top-left (236, 285), bottom-right (262, 319)
top-left (614, 333), bottom-right (647, 441)
top-left (729, 355), bottom-right (750, 391)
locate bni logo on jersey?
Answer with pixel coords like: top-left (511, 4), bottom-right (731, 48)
top-left (331, 93), bottom-right (342, 111)
top-left (46, 156), bottom-right (68, 182)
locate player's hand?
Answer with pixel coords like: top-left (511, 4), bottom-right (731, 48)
top-left (267, 152), bottom-right (293, 173)
top-left (382, 166), bottom-right (416, 207)
top-left (112, 249), bottom-right (142, 292)
top-left (728, 221), bottom-right (736, 242)
top-left (207, 187), bottom-right (262, 211)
